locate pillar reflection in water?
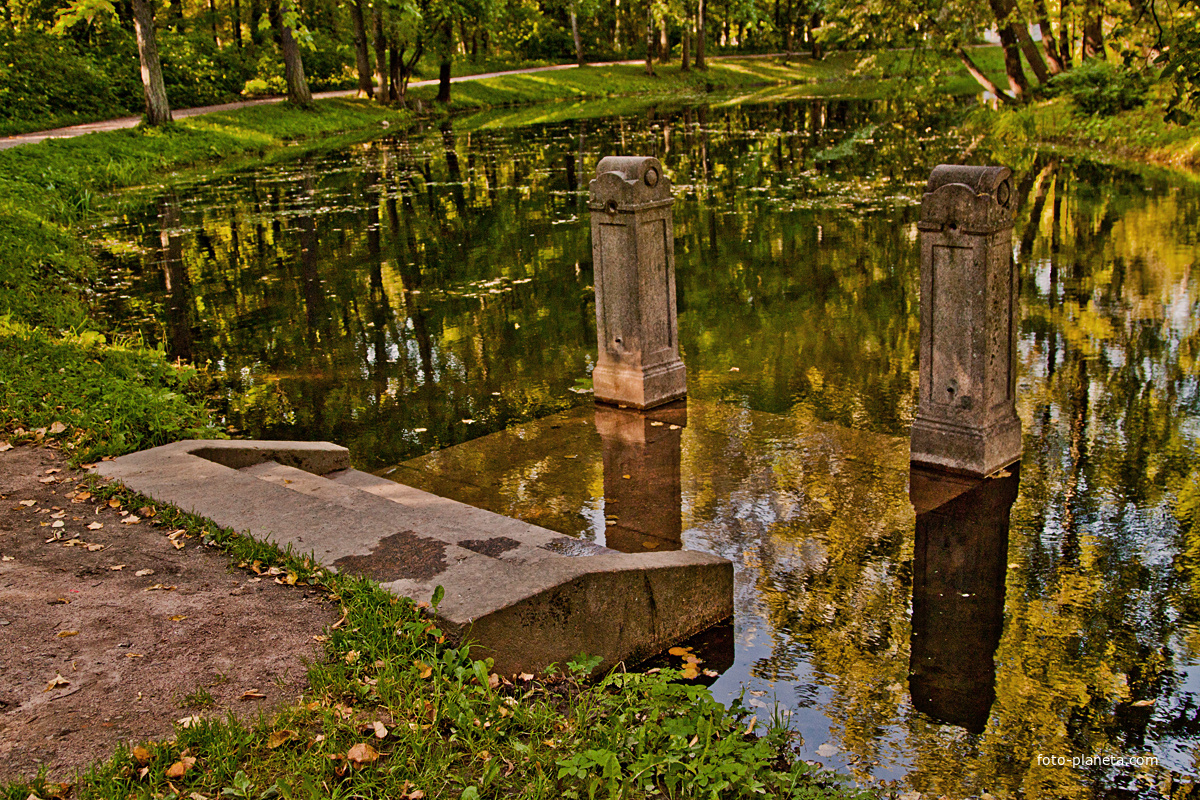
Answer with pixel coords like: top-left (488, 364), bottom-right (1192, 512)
top-left (594, 401), bottom-right (686, 554)
top-left (908, 463), bottom-right (1020, 734)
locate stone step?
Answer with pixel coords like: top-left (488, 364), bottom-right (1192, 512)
top-left (94, 439), bottom-right (733, 675)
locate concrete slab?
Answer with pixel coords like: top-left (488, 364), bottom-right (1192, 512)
top-left (93, 439), bottom-right (733, 675)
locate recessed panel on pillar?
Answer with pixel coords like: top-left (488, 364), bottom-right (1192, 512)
top-left (911, 164), bottom-right (1022, 476)
top-left (589, 156), bottom-right (687, 409)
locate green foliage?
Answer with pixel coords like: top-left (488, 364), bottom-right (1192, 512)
top-left (0, 326), bottom-right (222, 461)
top-left (1041, 59), bottom-right (1151, 116)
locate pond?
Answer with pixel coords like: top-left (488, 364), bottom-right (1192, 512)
top-left (91, 92), bottom-right (1200, 796)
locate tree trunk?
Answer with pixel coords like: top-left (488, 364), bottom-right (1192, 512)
top-left (695, 0), bottom-right (705, 68)
top-left (388, 43), bottom-right (400, 101)
top-left (231, 0), bottom-right (241, 47)
top-left (809, 10), bottom-right (822, 59)
top-left (437, 58), bottom-right (451, 103)
top-left (249, 0), bottom-right (263, 43)
top-left (208, 0), bottom-right (218, 45)
top-left (659, 14), bottom-right (668, 61)
top-left (277, 12), bottom-right (313, 106)
top-left (1012, 23), bottom-right (1051, 82)
top-left (1082, 0), bottom-right (1104, 59)
top-left (373, 8), bottom-right (387, 101)
top-left (681, 14), bottom-right (690, 70)
top-left (349, 0), bottom-right (373, 99)
top-left (997, 24), bottom-right (1030, 99)
top-left (570, 4), bottom-right (583, 66)
top-left (1033, 0), bottom-right (1064, 73)
top-left (131, 0), bottom-right (173, 126)
top-left (958, 46), bottom-right (1016, 103)
top-left (644, 2), bottom-right (654, 75)
top-left (1058, 0), bottom-right (1072, 68)
top-left (613, 0), bottom-right (621, 52)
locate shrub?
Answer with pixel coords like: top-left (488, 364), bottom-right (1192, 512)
top-left (1043, 59), bottom-right (1151, 116)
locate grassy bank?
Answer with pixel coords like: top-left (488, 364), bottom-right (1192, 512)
top-left (1, 480), bottom-right (873, 800)
top-left (0, 98), bottom-right (413, 461)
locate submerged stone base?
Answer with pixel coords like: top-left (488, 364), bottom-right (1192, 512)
top-left (94, 440), bottom-right (733, 675)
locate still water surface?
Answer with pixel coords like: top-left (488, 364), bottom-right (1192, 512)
top-left (92, 94), bottom-right (1200, 796)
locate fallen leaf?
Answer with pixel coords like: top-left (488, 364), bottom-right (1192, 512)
top-left (86, 544), bottom-right (105, 552)
top-left (414, 660), bottom-right (433, 679)
top-left (136, 506), bottom-right (155, 517)
top-left (45, 674), bottom-right (70, 691)
top-left (109, 564), bottom-right (126, 571)
top-left (240, 689), bottom-right (266, 700)
top-left (19, 500), bottom-right (35, 506)
top-left (135, 569), bottom-right (154, 577)
top-left (461, 418), bottom-right (475, 424)
top-left (0, 442), bottom-right (11, 452)
top-left (145, 584), bottom-right (176, 591)
top-left (680, 665), bottom-right (700, 679)
top-left (73, 492), bottom-right (92, 503)
top-left (121, 516), bottom-right (141, 525)
top-left (816, 742), bottom-right (838, 757)
top-left (57, 630), bottom-right (79, 638)
top-left (87, 522), bottom-right (103, 530)
top-left (125, 653), bottom-right (144, 658)
top-left (413, 427), bottom-right (428, 433)
top-left (51, 520), bottom-right (64, 528)
top-left (346, 742), bottom-right (379, 765)
top-left (488, 673), bottom-right (500, 689)
top-left (621, 474), bottom-right (631, 479)
top-left (703, 669), bottom-right (719, 677)
top-left (344, 650), bottom-right (359, 665)
top-left (132, 745), bottom-right (153, 764)
top-left (729, 366), bottom-right (740, 372)
top-left (172, 540), bottom-right (185, 550)
top-left (48, 422), bottom-right (67, 435)
top-left (107, 498), bottom-right (121, 508)
top-left (745, 717), bottom-right (757, 736)
top-left (50, 511), bottom-right (66, 519)
top-left (164, 756), bottom-right (195, 779)
top-left (169, 614), bottom-right (186, 621)
top-left (177, 715), bottom-right (202, 728)
top-left (267, 729), bottom-right (297, 749)
top-left (1, 555), bottom-right (13, 562)
top-left (517, 672), bottom-right (534, 682)
top-left (38, 477), bottom-right (56, 484)
top-left (668, 646), bottom-right (691, 656)
top-left (372, 720), bottom-right (388, 739)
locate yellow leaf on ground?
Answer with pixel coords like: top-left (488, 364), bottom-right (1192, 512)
top-left (44, 674), bottom-right (70, 691)
top-left (132, 745), bottom-right (152, 764)
top-left (240, 689), bottom-right (265, 700)
top-left (414, 660), bottom-right (433, 679)
top-left (346, 742), bottom-right (379, 765)
top-left (57, 630), bottom-right (79, 638)
top-left (668, 646), bottom-right (691, 656)
top-left (108, 498), bottom-right (121, 508)
top-left (267, 730), bottom-right (297, 749)
top-left (169, 615), bottom-right (186, 622)
top-left (164, 756), bottom-right (195, 779)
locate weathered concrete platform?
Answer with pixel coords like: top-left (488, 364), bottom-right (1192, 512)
top-left (93, 440), bottom-right (733, 675)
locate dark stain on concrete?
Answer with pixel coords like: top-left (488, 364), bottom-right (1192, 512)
top-left (459, 536), bottom-right (522, 558)
top-left (540, 537), bottom-right (610, 557)
top-left (334, 531), bottom-right (447, 581)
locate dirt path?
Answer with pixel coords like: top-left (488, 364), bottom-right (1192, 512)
top-left (0, 444), bottom-right (337, 784)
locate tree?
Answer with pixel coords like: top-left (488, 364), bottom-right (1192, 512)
top-left (348, 0), bottom-right (374, 98)
top-left (274, 0), bottom-right (312, 106)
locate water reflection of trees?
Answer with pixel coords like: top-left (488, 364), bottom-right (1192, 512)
top-left (91, 100), bottom-right (1200, 794)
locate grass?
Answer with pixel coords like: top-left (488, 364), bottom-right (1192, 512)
top-left (0, 480), bottom-right (876, 800)
top-left (0, 98), bottom-right (413, 463)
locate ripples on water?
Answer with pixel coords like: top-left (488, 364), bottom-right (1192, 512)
top-left (91, 95), bottom-right (1200, 796)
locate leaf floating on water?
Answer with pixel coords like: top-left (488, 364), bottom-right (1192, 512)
top-left (668, 646), bottom-right (691, 656)
top-left (816, 742), bottom-right (839, 757)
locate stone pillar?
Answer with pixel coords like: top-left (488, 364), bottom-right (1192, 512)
top-left (910, 165), bottom-right (1021, 476)
top-left (907, 463), bottom-right (1019, 734)
top-left (594, 401), bottom-right (686, 553)
top-left (589, 156), bottom-right (687, 409)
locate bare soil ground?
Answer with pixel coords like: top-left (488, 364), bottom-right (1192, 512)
top-left (0, 444), bottom-right (338, 784)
